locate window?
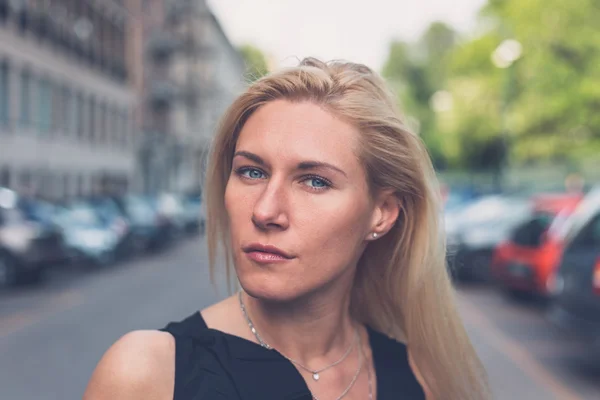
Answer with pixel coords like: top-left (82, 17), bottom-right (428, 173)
top-left (17, 5), bottom-right (28, 33)
top-left (122, 109), bottom-right (129, 146)
top-left (0, 61), bottom-right (8, 126)
top-left (571, 214), bottom-right (600, 248)
top-left (77, 174), bottom-right (84, 196)
top-left (110, 106), bottom-right (118, 145)
top-left (63, 86), bottom-right (73, 136)
top-left (114, 25), bottom-right (126, 80)
top-left (38, 77), bottom-right (53, 134)
top-left (98, 101), bottom-right (106, 143)
top-left (75, 92), bottom-right (84, 138)
top-left (0, 167), bottom-right (10, 188)
top-left (39, 171), bottom-right (53, 199)
top-left (98, 16), bottom-right (108, 70)
top-left (103, 21), bottom-right (114, 74)
top-left (52, 83), bottom-right (64, 133)
top-left (89, 96), bottom-right (96, 142)
top-left (511, 213), bottom-right (554, 248)
top-left (18, 170), bottom-right (32, 188)
top-left (0, 1), bottom-right (8, 23)
top-left (19, 69), bottom-right (31, 126)
top-left (63, 173), bottom-right (70, 198)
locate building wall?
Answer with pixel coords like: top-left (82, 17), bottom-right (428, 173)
top-left (0, 0), bottom-right (136, 200)
top-left (167, 1), bottom-right (246, 191)
top-left (137, 0), bottom-right (246, 194)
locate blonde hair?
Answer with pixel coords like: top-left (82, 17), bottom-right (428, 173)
top-left (205, 58), bottom-right (491, 399)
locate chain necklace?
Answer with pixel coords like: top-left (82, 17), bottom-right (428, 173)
top-left (311, 337), bottom-right (363, 400)
top-left (238, 291), bottom-right (373, 399)
top-left (238, 291), bottom-right (357, 381)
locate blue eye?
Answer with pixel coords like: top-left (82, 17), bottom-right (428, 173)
top-left (303, 176), bottom-right (331, 190)
top-left (238, 168), bottom-right (265, 180)
top-left (308, 178), bottom-right (326, 188)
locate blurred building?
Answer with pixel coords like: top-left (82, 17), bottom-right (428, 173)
top-left (0, 0), bottom-right (136, 200)
top-left (133, 0), bottom-right (246, 194)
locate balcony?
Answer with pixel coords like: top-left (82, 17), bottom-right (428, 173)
top-left (0, 0), bottom-right (8, 23)
top-left (180, 79), bottom-right (217, 106)
top-left (147, 80), bottom-right (180, 108)
top-left (146, 30), bottom-right (180, 60)
top-left (166, 0), bottom-right (194, 23)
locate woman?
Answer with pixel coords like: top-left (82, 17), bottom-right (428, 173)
top-left (84, 58), bottom-right (490, 400)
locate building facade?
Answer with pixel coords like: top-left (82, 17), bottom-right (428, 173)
top-left (0, 0), bottom-right (136, 200)
top-left (134, 0), bottom-right (246, 194)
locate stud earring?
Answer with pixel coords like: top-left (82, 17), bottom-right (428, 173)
top-left (372, 232), bottom-right (378, 239)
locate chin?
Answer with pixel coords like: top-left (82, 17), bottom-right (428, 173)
top-left (236, 262), bottom-right (308, 303)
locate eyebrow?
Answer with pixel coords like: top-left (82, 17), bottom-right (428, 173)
top-left (233, 151), bottom-right (348, 177)
top-left (234, 151), bottom-right (265, 166)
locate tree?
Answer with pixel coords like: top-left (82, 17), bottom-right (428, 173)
top-left (438, 32), bottom-right (506, 171)
top-left (447, 0), bottom-right (600, 166)
top-left (238, 44), bottom-right (269, 82)
top-left (381, 22), bottom-right (458, 170)
top-left (382, 0), bottom-right (600, 175)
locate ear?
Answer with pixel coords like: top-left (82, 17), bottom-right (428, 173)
top-left (367, 189), bottom-right (401, 240)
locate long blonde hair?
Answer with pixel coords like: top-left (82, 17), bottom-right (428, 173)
top-left (205, 58), bottom-right (491, 399)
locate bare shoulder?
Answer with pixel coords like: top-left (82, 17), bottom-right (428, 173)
top-left (407, 349), bottom-right (434, 400)
top-left (83, 330), bottom-right (175, 400)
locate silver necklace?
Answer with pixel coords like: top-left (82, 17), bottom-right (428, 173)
top-left (238, 290), bottom-right (357, 381)
top-left (311, 337), bottom-right (363, 400)
top-left (238, 291), bottom-right (373, 400)
top-left (313, 344), bottom-right (375, 400)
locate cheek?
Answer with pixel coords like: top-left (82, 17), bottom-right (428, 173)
top-left (224, 179), bottom-right (248, 231)
top-left (296, 196), bottom-right (371, 258)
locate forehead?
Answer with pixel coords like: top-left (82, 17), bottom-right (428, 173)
top-left (235, 100), bottom-right (361, 164)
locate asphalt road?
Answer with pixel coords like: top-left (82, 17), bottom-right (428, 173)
top-left (0, 237), bottom-right (598, 400)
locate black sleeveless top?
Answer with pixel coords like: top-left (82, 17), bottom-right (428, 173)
top-left (161, 312), bottom-right (425, 399)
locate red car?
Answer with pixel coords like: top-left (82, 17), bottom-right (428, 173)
top-left (491, 193), bottom-right (583, 298)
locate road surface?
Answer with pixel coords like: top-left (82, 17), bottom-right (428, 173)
top-left (0, 238), bottom-right (598, 399)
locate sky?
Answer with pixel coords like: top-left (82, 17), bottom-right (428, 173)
top-left (208, 0), bottom-right (487, 71)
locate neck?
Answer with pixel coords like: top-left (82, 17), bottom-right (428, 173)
top-left (240, 284), bottom-right (357, 363)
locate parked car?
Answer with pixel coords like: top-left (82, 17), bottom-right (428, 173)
top-left (181, 193), bottom-right (205, 235)
top-left (491, 193), bottom-right (583, 298)
top-left (0, 188), bottom-right (66, 287)
top-left (447, 195), bottom-right (533, 281)
top-left (548, 187), bottom-right (600, 355)
top-left (110, 195), bottom-right (166, 253)
top-left (443, 185), bottom-right (482, 213)
top-left (85, 196), bottom-right (132, 258)
top-left (147, 193), bottom-right (188, 240)
top-left (53, 203), bottom-right (120, 267)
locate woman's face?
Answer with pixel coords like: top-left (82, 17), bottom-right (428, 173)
top-left (225, 100), bottom-right (390, 301)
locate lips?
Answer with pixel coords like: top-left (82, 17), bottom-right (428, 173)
top-left (242, 243), bottom-right (295, 263)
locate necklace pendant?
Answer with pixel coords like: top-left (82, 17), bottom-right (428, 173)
top-left (312, 373), bottom-right (320, 381)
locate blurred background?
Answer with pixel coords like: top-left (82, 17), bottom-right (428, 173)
top-left (0, 0), bottom-right (599, 399)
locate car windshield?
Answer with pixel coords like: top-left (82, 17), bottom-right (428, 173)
top-left (19, 200), bottom-right (57, 223)
top-left (185, 196), bottom-right (201, 206)
top-left (124, 196), bottom-right (155, 220)
top-left (58, 205), bottom-right (102, 227)
top-left (511, 211), bottom-right (555, 247)
top-left (157, 194), bottom-right (184, 214)
top-left (87, 198), bottom-right (122, 222)
top-left (558, 188), bottom-right (600, 243)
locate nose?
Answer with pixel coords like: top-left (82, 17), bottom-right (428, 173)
top-left (251, 180), bottom-right (289, 232)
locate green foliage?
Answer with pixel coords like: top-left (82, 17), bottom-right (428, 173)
top-left (238, 44), bottom-right (269, 82)
top-left (382, 22), bottom-right (457, 170)
top-left (382, 0), bottom-right (600, 172)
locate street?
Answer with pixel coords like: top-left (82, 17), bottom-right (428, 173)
top-left (1, 238), bottom-right (599, 400)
